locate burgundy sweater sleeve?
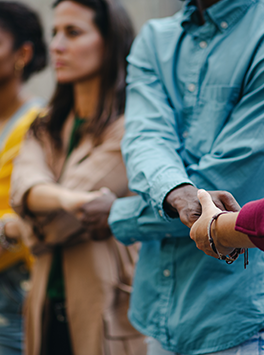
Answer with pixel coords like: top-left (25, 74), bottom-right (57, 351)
top-left (235, 198), bottom-right (264, 251)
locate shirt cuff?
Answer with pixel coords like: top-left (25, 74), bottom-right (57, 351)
top-left (150, 169), bottom-right (195, 220)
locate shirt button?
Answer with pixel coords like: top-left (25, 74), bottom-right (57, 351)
top-left (163, 269), bottom-right (171, 277)
top-left (165, 233), bottom-right (172, 238)
top-left (130, 238), bottom-right (136, 243)
top-left (0, 315), bottom-right (9, 327)
top-left (158, 210), bottom-right (163, 217)
top-left (182, 131), bottom-right (189, 139)
top-left (199, 41), bottom-right (207, 49)
top-left (20, 280), bottom-right (32, 292)
top-left (220, 21), bottom-right (228, 29)
top-left (188, 83), bottom-right (196, 92)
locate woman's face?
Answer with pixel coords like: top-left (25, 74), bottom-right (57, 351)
top-left (50, 1), bottom-right (105, 84)
top-left (0, 28), bottom-right (18, 85)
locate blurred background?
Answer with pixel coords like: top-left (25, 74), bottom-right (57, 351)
top-left (15, 0), bottom-right (182, 100)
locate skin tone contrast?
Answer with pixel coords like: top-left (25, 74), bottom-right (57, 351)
top-left (190, 190), bottom-right (255, 258)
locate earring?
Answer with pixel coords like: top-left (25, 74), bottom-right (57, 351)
top-left (14, 60), bottom-right (25, 73)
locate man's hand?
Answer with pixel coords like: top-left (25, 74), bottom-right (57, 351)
top-left (164, 184), bottom-right (241, 228)
top-left (78, 189), bottom-right (117, 241)
top-left (60, 190), bottom-right (103, 212)
top-left (164, 184), bottom-right (201, 227)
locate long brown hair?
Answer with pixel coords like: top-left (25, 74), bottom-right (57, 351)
top-left (32, 0), bottom-right (134, 148)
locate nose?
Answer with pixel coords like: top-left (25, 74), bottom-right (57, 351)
top-left (50, 32), bottom-right (66, 54)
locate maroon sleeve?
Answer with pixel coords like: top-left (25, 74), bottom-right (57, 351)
top-left (235, 198), bottom-right (264, 251)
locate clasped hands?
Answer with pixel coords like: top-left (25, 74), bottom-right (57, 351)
top-left (60, 187), bottom-right (116, 242)
top-left (164, 184), bottom-right (241, 258)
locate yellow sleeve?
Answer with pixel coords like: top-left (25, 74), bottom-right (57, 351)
top-left (0, 107), bottom-right (41, 271)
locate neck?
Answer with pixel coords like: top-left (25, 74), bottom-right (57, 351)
top-left (73, 76), bottom-right (101, 119)
top-left (0, 77), bottom-right (25, 122)
top-left (199, 0), bottom-right (221, 9)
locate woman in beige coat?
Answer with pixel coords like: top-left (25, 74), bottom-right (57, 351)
top-left (10, 1), bottom-right (145, 354)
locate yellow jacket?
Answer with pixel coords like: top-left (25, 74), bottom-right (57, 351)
top-left (0, 100), bottom-right (43, 272)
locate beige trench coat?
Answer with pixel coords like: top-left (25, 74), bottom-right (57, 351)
top-left (11, 115), bottom-right (146, 355)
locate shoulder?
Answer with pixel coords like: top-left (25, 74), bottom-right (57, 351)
top-left (3, 106), bottom-right (44, 152)
top-left (128, 12), bottom-right (183, 66)
top-left (139, 12), bottom-right (183, 41)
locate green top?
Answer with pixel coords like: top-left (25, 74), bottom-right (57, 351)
top-left (47, 116), bottom-right (85, 300)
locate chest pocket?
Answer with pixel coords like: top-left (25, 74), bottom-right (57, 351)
top-left (186, 85), bottom-right (241, 157)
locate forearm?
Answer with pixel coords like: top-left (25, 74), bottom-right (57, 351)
top-left (26, 184), bottom-right (66, 213)
top-left (214, 213), bottom-right (255, 249)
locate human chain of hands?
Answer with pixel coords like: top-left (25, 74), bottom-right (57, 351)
top-left (165, 184), bottom-right (241, 258)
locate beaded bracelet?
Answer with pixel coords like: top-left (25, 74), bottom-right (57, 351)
top-left (207, 211), bottom-right (248, 268)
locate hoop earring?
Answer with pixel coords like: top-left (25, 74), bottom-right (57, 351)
top-left (14, 60), bottom-right (25, 73)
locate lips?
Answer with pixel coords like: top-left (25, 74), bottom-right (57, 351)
top-left (54, 60), bottom-right (67, 68)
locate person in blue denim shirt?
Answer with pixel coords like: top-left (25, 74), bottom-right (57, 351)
top-left (108, 0), bottom-right (264, 354)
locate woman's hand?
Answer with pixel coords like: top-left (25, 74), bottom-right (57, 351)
top-left (78, 188), bottom-right (117, 241)
top-left (0, 217), bottom-right (21, 256)
top-left (4, 218), bottom-right (21, 239)
top-left (190, 189), bottom-right (235, 258)
top-left (58, 189), bottom-right (103, 212)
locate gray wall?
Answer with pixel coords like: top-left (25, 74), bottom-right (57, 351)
top-left (15, 0), bottom-right (182, 100)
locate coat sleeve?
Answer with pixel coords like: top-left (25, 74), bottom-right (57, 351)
top-left (235, 198), bottom-right (264, 251)
top-left (11, 132), bottom-right (55, 215)
top-left (11, 133), bottom-right (87, 250)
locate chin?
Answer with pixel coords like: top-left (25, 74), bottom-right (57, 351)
top-left (56, 75), bottom-right (75, 84)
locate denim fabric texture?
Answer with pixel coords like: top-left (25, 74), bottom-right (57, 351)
top-left (0, 263), bottom-right (29, 354)
top-left (147, 332), bottom-right (264, 355)
top-left (109, 0), bottom-right (264, 354)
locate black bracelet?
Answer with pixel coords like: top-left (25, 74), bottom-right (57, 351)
top-left (207, 211), bottom-right (248, 268)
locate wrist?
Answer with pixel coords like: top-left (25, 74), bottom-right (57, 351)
top-left (164, 183), bottom-right (197, 217)
top-left (212, 215), bottom-right (226, 249)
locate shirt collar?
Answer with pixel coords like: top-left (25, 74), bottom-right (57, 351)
top-left (181, 0), bottom-right (255, 32)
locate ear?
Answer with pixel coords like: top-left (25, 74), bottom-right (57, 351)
top-left (16, 42), bottom-right (34, 67)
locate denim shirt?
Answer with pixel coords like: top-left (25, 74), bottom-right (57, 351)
top-left (109, 0), bottom-right (264, 353)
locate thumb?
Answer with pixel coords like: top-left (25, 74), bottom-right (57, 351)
top-left (197, 189), bottom-right (214, 212)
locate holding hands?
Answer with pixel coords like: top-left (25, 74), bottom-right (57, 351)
top-left (165, 184), bottom-right (241, 228)
top-left (190, 190), bottom-right (237, 258)
top-left (27, 184), bottom-right (117, 242)
top-left (60, 187), bottom-right (117, 241)
top-left (165, 184), bottom-right (244, 259)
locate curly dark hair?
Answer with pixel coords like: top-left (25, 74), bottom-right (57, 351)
top-left (0, 1), bottom-right (47, 81)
